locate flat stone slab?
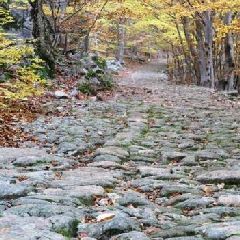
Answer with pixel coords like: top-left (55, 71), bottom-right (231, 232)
top-left (95, 147), bottom-right (129, 159)
top-left (0, 214), bottom-right (64, 240)
top-left (138, 166), bottom-right (183, 179)
top-left (0, 148), bottom-right (47, 164)
top-left (195, 149), bottom-right (229, 161)
top-left (197, 170), bottom-right (240, 184)
top-left (162, 151), bottom-right (186, 162)
top-left (78, 212), bottom-right (140, 239)
top-left (196, 221), bottom-right (240, 239)
top-left (0, 182), bottom-right (31, 199)
top-left (218, 195), bottom-right (240, 206)
top-left (50, 167), bottom-right (120, 188)
top-left (111, 231), bottom-right (151, 240)
top-left (43, 185), bottom-right (105, 199)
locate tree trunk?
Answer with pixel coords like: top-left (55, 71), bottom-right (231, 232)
top-left (182, 17), bottom-right (199, 84)
top-left (195, 17), bottom-right (208, 86)
top-left (116, 20), bottom-right (125, 63)
top-left (29, 0), bottom-right (56, 75)
top-left (203, 11), bottom-right (215, 88)
top-left (224, 12), bottom-right (235, 90)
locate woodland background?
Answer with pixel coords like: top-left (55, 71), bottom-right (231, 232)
top-left (1, 0), bottom-right (240, 107)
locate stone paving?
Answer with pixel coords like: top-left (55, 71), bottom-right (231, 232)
top-left (1, 63), bottom-right (240, 239)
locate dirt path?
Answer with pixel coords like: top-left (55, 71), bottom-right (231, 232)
top-left (1, 63), bottom-right (240, 240)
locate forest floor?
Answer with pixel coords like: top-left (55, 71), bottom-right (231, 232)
top-left (1, 62), bottom-right (240, 240)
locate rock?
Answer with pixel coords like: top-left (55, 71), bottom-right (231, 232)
top-left (93, 154), bottom-right (122, 163)
top-left (227, 237), bottom-right (240, 240)
top-left (0, 215), bottom-right (65, 240)
top-left (218, 195), bottom-right (240, 206)
top-left (118, 191), bottom-right (151, 207)
top-left (13, 155), bottom-right (55, 167)
top-left (81, 238), bottom-right (97, 240)
top-left (88, 161), bottom-right (121, 169)
top-left (165, 237), bottom-right (204, 240)
top-left (3, 204), bottom-right (82, 218)
top-left (162, 151), bottom-right (186, 163)
top-left (195, 149), bottom-right (229, 161)
top-left (96, 212), bottom-right (116, 222)
top-left (196, 221), bottom-right (240, 239)
top-left (106, 60), bottom-right (123, 73)
top-left (96, 147), bottom-right (129, 159)
top-left (119, 206), bottom-right (157, 225)
top-left (151, 225), bottom-right (196, 238)
top-left (43, 185), bottom-right (105, 205)
top-left (111, 231), bottom-right (150, 240)
top-left (0, 148), bottom-right (47, 165)
top-left (0, 182), bottom-right (30, 199)
top-left (138, 166), bottom-right (183, 179)
top-left (50, 167), bottom-right (119, 188)
top-left (175, 197), bottom-right (215, 209)
top-left (78, 213), bottom-right (140, 239)
top-left (222, 90), bottom-right (239, 97)
top-left (49, 215), bottom-right (78, 235)
top-left (197, 170), bottom-right (240, 184)
top-left (178, 141), bottom-right (195, 150)
top-left (58, 142), bottom-right (78, 154)
top-left (54, 90), bottom-right (69, 99)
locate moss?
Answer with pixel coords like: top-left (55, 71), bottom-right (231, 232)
top-left (104, 187), bottom-right (114, 193)
top-left (95, 57), bottom-right (106, 69)
top-left (85, 69), bottom-right (97, 79)
top-left (78, 82), bottom-right (94, 95)
top-left (147, 106), bottom-right (155, 118)
top-left (101, 74), bottom-right (114, 89)
top-left (77, 197), bottom-right (94, 206)
top-left (140, 127), bottom-right (149, 136)
top-left (56, 219), bottom-right (79, 238)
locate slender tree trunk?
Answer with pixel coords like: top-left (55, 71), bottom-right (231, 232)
top-left (116, 20), bottom-right (125, 63)
top-left (224, 12), bottom-right (235, 90)
top-left (195, 17), bottom-right (208, 86)
top-left (203, 11), bottom-right (215, 88)
top-left (182, 17), bottom-right (199, 84)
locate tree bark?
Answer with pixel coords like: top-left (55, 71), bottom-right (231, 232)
top-left (224, 11), bottom-right (235, 90)
top-left (203, 11), bottom-right (215, 88)
top-left (116, 20), bottom-right (125, 63)
top-left (29, 0), bottom-right (56, 75)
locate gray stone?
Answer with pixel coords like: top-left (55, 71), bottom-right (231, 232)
top-left (218, 195), bottom-right (240, 206)
top-left (93, 154), bottom-right (122, 163)
top-left (43, 185), bottom-right (105, 204)
top-left (54, 90), bottom-right (69, 99)
top-left (49, 215), bottom-right (78, 235)
top-left (195, 149), bottom-right (229, 161)
top-left (138, 166), bottom-right (183, 179)
top-left (96, 147), bottom-right (129, 159)
top-left (227, 237), bottom-right (240, 240)
top-left (178, 141), bottom-right (195, 150)
top-left (50, 167), bottom-right (119, 188)
top-left (111, 231), bottom-right (150, 240)
top-left (0, 182), bottom-right (30, 199)
top-left (78, 213), bottom-right (140, 239)
top-left (165, 237), bottom-right (204, 240)
top-left (88, 161), bottom-right (121, 168)
top-left (13, 156), bottom-right (51, 167)
top-left (176, 197), bottom-right (215, 209)
top-left (0, 215), bottom-right (65, 240)
top-left (162, 151), bottom-right (186, 162)
top-left (0, 148), bottom-right (47, 164)
top-left (196, 221), bottom-right (240, 239)
top-left (3, 204), bottom-right (81, 218)
top-left (118, 191), bottom-right (151, 207)
top-left (197, 170), bottom-right (240, 184)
